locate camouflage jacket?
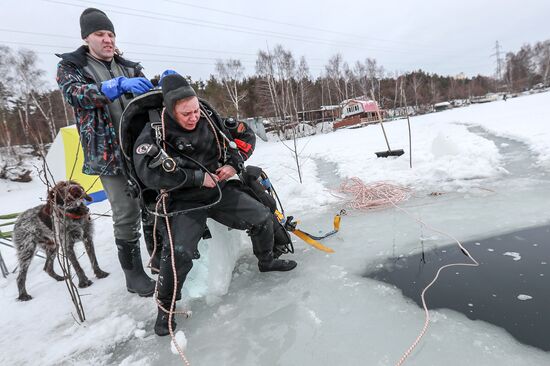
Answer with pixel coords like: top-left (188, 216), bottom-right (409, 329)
top-left (56, 46), bottom-right (144, 176)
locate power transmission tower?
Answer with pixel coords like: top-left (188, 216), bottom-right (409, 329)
top-left (491, 41), bottom-right (503, 81)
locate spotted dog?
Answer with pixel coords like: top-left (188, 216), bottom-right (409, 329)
top-left (14, 181), bottom-right (109, 301)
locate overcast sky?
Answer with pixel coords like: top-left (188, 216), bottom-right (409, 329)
top-left (2, 0), bottom-right (549, 88)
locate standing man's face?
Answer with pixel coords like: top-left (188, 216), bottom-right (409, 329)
top-left (174, 97), bottom-right (201, 130)
top-left (85, 30), bottom-right (116, 61)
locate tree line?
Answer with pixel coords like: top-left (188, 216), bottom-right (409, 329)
top-left (0, 39), bottom-right (549, 148)
top-left (504, 40), bottom-right (550, 92)
top-left (0, 46), bottom-right (72, 149)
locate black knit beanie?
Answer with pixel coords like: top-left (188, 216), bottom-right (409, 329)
top-left (162, 74), bottom-right (198, 119)
top-left (80, 8), bottom-right (115, 39)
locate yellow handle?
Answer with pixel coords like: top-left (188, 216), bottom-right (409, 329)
top-left (292, 229), bottom-right (335, 253)
top-left (333, 214), bottom-right (341, 231)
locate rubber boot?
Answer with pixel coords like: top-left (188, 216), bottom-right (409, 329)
top-left (158, 259), bottom-right (192, 303)
top-left (116, 239), bottom-right (156, 297)
top-left (258, 251), bottom-right (297, 272)
top-left (250, 219), bottom-right (297, 272)
top-left (155, 301), bottom-right (177, 336)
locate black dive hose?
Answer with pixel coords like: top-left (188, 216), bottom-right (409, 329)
top-left (199, 102), bottom-right (245, 172)
top-left (261, 170), bottom-right (286, 217)
top-left (142, 141), bottom-right (223, 218)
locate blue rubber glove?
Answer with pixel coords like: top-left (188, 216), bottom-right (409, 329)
top-left (159, 69), bottom-right (178, 86)
top-left (120, 77), bottom-right (153, 95)
top-left (101, 76), bottom-right (125, 101)
top-left (101, 76), bottom-right (153, 100)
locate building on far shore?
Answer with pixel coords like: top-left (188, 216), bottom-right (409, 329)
top-left (333, 97), bottom-right (385, 130)
top-left (434, 101), bottom-right (452, 112)
top-left (297, 105), bottom-right (341, 124)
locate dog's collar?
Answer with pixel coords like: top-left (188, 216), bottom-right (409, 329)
top-left (42, 205), bottom-right (87, 220)
top-left (64, 212), bottom-right (86, 220)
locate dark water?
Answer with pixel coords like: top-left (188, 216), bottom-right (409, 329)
top-left (365, 224), bottom-right (550, 351)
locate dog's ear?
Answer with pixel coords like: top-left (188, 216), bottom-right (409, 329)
top-left (68, 183), bottom-right (93, 202)
top-left (48, 183), bottom-right (66, 205)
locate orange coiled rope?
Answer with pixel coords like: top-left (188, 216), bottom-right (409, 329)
top-left (337, 177), bottom-right (411, 210)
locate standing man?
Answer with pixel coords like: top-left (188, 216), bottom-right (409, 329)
top-left (56, 8), bottom-right (155, 296)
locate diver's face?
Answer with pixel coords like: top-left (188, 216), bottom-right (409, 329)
top-left (174, 97), bottom-right (201, 130)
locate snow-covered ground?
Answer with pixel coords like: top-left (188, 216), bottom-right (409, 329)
top-left (1, 91), bottom-right (550, 365)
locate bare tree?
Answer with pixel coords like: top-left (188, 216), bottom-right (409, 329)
top-left (533, 40), bottom-right (550, 86)
top-left (354, 60), bottom-right (368, 97)
top-left (277, 46), bottom-right (299, 121)
top-left (256, 49), bottom-right (282, 121)
top-left (215, 58), bottom-right (247, 118)
top-left (449, 77), bottom-right (457, 101)
top-left (30, 93), bottom-right (56, 142)
top-left (0, 46), bottom-right (14, 149)
top-left (325, 54), bottom-right (346, 102)
top-left (504, 52), bottom-right (515, 91)
top-left (0, 47), bottom-right (71, 147)
top-left (429, 77), bottom-right (439, 104)
top-left (296, 56), bottom-right (311, 113)
top-left (392, 71), bottom-right (401, 110)
top-left (343, 62), bottom-right (354, 99)
top-left (256, 45), bottom-right (300, 124)
top-left (410, 71), bottom-right (425, 111)
top-left (13, 49), bottom-right (56, 144)
top-left (255, 45), bottom-right (306, 183)
top-left (59, 89), bottom-right (71, 126)
top-left (504, 44), bottom-right (537, 91)
top-left (323, 76), bottom-right (333, 106)
top-left (366, 58), bottom-right (384, 102)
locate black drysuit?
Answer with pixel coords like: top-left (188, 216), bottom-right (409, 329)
top-left (133, 112), bottom-right (273, 302)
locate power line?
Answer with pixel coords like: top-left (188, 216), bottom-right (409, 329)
top-left (41, 0), bottom-right (458, 57)
top-left (30, 50), bottom-right (219, 66)
top-left (0, 28), bottom-right (341, 65)
top-left (162, 0), bottom-right (445, 50)
top-left (0, 28), bottom-right (257, 57)
top-left (0, 40), bottom-right (259, 65)
top-left (0, 40), bottom-right (73, 50)
top-left (0, 14), bottom-right (492, 77)
top-left (22, 48), bottom-right (493, 80)
top-left (43, 0), bottom-right (364, 50)
top-left (14, 43), bottom-right (490, 76)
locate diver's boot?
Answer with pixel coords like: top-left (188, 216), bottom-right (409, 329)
top-left (258, 251), bottom-right (297, 272)
top-left (116, 239), bottom-right (156, 297)
top-left (155, 301), bottom-right (177, 336)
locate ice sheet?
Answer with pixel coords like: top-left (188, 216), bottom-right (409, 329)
top-left (1, 91), bottom-right (550, 365)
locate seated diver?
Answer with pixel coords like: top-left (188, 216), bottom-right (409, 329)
top-left (132, 73), bottom-right (297, 336)
top-left (141, 130), bottom-right (295, 275)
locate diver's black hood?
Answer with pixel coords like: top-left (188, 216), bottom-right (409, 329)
top-left (161, 74), bottom-right (197, 120)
